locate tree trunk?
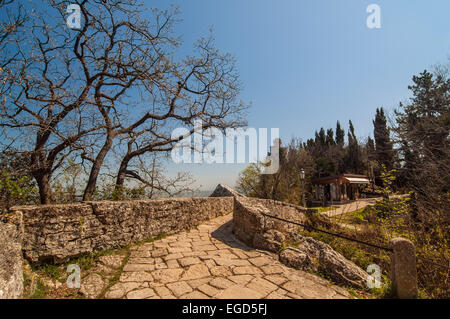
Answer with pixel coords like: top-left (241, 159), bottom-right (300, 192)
top-left (34, 172), bottom-right (54, 204)
top-left (32, 132), bottom-right (54, 204)
top-left (114, 155), bottom-right (132, 194)
top-left (116, 156), bottom-right (131, 186)
top-left (83, 134), bottom-right (114, 201)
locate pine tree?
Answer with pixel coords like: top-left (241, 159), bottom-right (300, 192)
top-left (395, 69), bottom-right (450, 203)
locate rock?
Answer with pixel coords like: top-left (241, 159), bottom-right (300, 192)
top-left (126, 288), bottom-right (156, 299)
top-left (79, 273), bottom-right (107, 298)
top-left (279, 248), bottom-right (316, 272)
top-left (41, 277), bottom-right (62, 289)
top-left (104, 282), bottom-right (144, 299)
top-left (181, 264), bottom-right (210, 280)
top-left (166, 281), bottom-right (193, 297)
top-left (151, 268), bottom-right (183, 284)
top-left (98, 255), bottom-right (124, 269)
top-left (91, 263), bottom-right (117, 276)
top-left (209, 266), bottom-right (232, 277)
top-left (252, 230), bottom-right (285, 253)
top-left (272, 230), bottom-right (286, 242)
top-left (0, 221), bottom-right (23, 299)
top-left (209, 277), bottom-right (235, 289)
top-left (289, 232), bottom-right (329, 258)
top-left (284, 233), bottom-right (369, 289)
top-left (246, 277), bottom-right (278, 296)
top-left (28, 275), bottom-right (37, 296)
top-left (318, 248), bottom-right (369, 289)
top-left (178, 257), bottom-right (201, 267)
top-left (119, 271), bottom-right (153, 283)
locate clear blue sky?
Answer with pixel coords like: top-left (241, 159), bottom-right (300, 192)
top-left (155, 0), bottom-right (450, 190)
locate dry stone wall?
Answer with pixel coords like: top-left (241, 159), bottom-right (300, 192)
top-left (222, 185), bottom-right (370, 289)
top-left (0, 212), bottom-right (23, 299)
top-left (233, 196), bottom-right (309, 247)
top-left (10, 197), bottom-right (233, 264)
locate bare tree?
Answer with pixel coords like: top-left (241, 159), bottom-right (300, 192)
top-left (112, 36), bottom-right (246, 194)
top-left (0, 0), bottom-right (27, 54)
top-left (1, 0), bottom-right (247, 203)
top-left (122, 154), bottom-right (197, 198)
top-left (0, 0), bottom-right (108, 203)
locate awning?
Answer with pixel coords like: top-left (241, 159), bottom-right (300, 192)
top-left (343, 177), bottom-right (370, 184)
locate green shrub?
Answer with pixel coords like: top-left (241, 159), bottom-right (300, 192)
top-left (0, 170), bottom-right (38, 210)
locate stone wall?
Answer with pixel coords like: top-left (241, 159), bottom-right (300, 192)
top-left (226, 185), bottom-right (370, 289)
top-left (210, 184), bottom-right (244, 198)
top-left (0, 212), bottom-right (24, 299)
top-left (233, 196), bottom-right (308, 247)
top-left (10, 197), bottom-right (233, 264)
top-left (11, 184), bottom-right (309, 266)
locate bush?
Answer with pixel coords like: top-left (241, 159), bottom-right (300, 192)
top-left (0, 170), bottom-right (38, 211)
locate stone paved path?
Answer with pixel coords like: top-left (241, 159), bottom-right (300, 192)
top-left (103, 214), bottom-right (349, 299)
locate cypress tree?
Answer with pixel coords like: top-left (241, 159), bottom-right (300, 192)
top-left (336, 121), bottom-right (345, 146)
top-left (373, 107), bottom-right (394, 169)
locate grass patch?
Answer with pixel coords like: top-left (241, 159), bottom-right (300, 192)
top-left (23, 272), bottom-right (49, 299)
top-left (309, 206), bottom-right (338, 213)
top-left (330, 206), bottom-right (373, 225)
top-left (97, 249), bottom-right (131, 299)
top-left (133, 232), bottom-right (167, 246)
top-left (38, 264), bottom-right (62, 281)
top-left (31, 278), bottom-right (49, 299)
top-left (369, 277), bottom-right (396, 299)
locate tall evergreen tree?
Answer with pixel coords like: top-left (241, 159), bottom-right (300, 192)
top-left (366, 137), bottom-right (376, 162)
top-left (318, 128), bottom-right (326, 146)
top-left (373, 107), bottom-right (394, 169)
top-left (336, 121), bottom-right (345, 146)
top-left (326, 128), bottom-right (335, 146)
top-left (345, 120), bottom-right (363, 173)
top-left (348, 120), bottom-right (357, 142)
